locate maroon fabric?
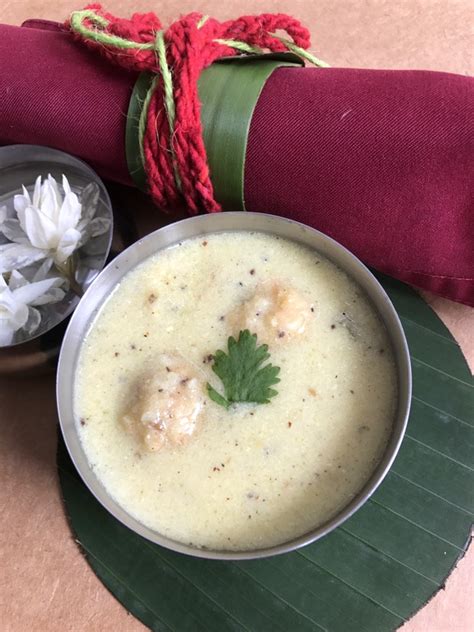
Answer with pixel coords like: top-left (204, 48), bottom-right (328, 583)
top-left (0, 21), bottom-right (135, 185)
top-left (246, 68), bottom-right (474, 305)
top-left (0, 21), bottom-right (472, 305)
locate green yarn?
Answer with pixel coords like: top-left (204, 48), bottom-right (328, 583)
top-left (154, 31), bottom-right (182, 191)
top-left (271, 34), bottom-right (330, 68)
top-left (155, 31), bottom-right (175, 134)
top-left (70, 9), bottom-right (154, 50)
top-left (70, 8), bottom-right (108, 30)
top-left (197, 15), bottom-right (209, 29)
top-left (214, 39), bottom-right (264, 55)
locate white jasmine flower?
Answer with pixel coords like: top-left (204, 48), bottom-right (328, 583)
top-left (0, 175), bottom-right (109, 274)
top-left (0, 268), bottom-right (65, 346)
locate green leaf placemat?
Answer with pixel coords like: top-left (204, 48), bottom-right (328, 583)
top-left (58, 274), bottom-right (473, 632)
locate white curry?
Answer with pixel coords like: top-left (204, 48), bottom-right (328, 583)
top-left (75, 232), bottom-right (397, 551)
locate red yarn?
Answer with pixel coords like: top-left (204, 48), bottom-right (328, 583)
top-left (66, 5), bottom-right (313, 214)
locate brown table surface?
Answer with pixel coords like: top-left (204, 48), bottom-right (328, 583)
top-left (1, 1), bottom-right (473, 630)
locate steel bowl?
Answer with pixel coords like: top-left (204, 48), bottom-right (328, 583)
top-left (57, 212), bottom-right (411, 560)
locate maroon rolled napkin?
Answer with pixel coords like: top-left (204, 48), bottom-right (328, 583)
top-left (0, 19), bottom-right (472, 305)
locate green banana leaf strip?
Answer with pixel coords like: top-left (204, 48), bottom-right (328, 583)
top-left (125, 72), bottom-right (152, 192)
top-left (125, 53), bottom-right (303, 209)
top-left (59, 273), bottom-right (474, 632)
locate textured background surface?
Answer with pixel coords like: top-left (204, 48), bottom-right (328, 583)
top-left (0, 1), bottom-right (472, 631)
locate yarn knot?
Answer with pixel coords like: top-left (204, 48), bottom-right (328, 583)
top-left (67, 4), bottom-right (327, 214)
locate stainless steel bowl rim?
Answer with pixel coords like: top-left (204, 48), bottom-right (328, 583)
top-left (57, 212), bottom-right (412, 560)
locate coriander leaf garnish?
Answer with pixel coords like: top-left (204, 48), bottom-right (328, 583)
top-left (206, 330), bottom-right (280, 409)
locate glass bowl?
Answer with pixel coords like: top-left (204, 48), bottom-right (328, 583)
top-left (0, 144), bottom-right (113, 376)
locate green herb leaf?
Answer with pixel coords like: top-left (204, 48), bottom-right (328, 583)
top-left (206, 330), bottom-right (280, 408)
top-left (207, 384), bottom-right (231, 409)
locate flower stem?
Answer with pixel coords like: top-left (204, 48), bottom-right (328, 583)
top-left (57, 257), bottom-right (84, 298)
top-left (68, 274), bottom-right (85, 298)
